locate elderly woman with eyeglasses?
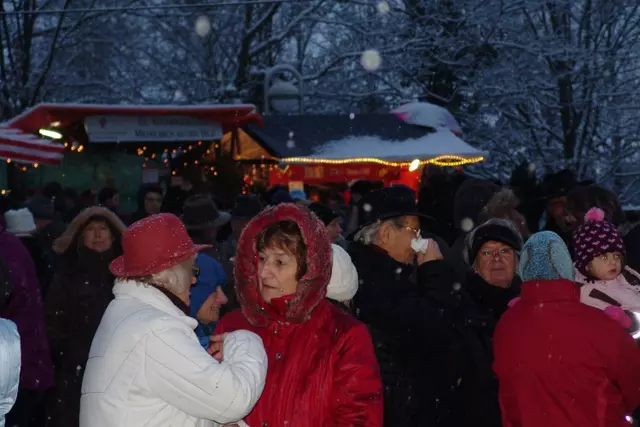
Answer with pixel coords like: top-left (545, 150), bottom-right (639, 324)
top-left (457, 218), bottom-right (524, 427)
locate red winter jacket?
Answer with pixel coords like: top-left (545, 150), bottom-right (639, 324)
top-left (493, 279), bottom-right (640, 427)
top-left (216, 204), bottom-right (383, 426)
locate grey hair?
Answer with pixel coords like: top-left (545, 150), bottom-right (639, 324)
top-left (150, 262), bottom-right (193, 294)
top-left (354, 217), bottom-right (406, 245)
top-left (463, 218), bottom-right (524, 266)
top-left (119, 256), bottom-right (195, 295)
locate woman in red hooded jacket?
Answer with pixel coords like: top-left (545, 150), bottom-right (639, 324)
top-left (215, 203), bottom-right (383, 426)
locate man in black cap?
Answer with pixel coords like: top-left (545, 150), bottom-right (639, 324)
top-left (347, 185), bottom-right (464, 426)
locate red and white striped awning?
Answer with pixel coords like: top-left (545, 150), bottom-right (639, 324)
top-left (0, 126), bottom-right (65, 166)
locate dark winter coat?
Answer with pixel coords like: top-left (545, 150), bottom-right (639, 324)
top-left (0, 255), bottom-right (12, 309)
top-left (349, 242), bottom-right (464, 426)
top-left (19, 235), bottom-right (55, 297)
top-left (216, 204), bottom-right (383, 426)
top-left (456, 271), bottom-right (520, 427)
top-left (0, 229), bottom-right (54, 392)
top-left (32, 219), bottom-right (66, 297)
top-left (44, 207), bottom-right (125, 427)
top-left (542, 216), bottom-right (572, 248)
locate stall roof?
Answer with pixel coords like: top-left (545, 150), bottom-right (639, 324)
top-left (242, 114), bottom-right (431, 157)
top-left (4, 103), bottom-right (262, 135)
top-left (242, 114), bottom-right (487, 166)
top-left (301, 131), bottom-right (487, 161)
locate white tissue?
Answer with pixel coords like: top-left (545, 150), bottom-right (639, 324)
top-left (411, 237), bottom-right (429, 253)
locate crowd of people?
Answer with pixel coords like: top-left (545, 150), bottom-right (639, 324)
top-left (1, 163), bottom-right (640, 426)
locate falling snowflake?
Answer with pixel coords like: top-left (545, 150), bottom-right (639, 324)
top-left (349, 112), bottom-right (355, 120)
top-left (286, 139), bottom-right (296, 149)
top-left (377, 0), bottom-right (390, 14)
top-left (460, 217), bottom-right (474, 232)
top-left (527, 162), bottom-right (536, 173)
top-left (363, 203), bottom-right (372, 212)
top-left (288, 131), bottom-right (294, 138)
top-left (395, 267), bottom-right (402, 274)
top-left (360, 49), bottom-right (382, 72)
top-left (173, 89), bottom-right (187, 102)
top-left (452, 282), bottom-right (461, 291)
top-left (195, 16), bottom-right (211, 37)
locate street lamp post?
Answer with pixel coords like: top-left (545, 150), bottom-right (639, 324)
top-left (263, 64), bottom-right (304, 114)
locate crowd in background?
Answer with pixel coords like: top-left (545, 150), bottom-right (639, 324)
top-left (1, 161), bottom-right (640, 426)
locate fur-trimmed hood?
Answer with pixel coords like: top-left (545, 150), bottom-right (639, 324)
top-left (52, 206), bottom-right (127, 254)
top-left (234, 203), bottom-right (332, 326)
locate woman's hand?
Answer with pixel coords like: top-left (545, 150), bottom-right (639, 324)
top-left (207, 333), bottom-right (227, 361)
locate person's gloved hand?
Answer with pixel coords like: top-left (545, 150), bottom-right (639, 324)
top-left (416, 238), bottom-right (443, 265)
top-left (604, 306), bottom-right (632, 329)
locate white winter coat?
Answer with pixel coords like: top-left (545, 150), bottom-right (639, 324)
top-left (0, 319), bottom-right (20, 427)
top-left (79, 280), bottom-right (267, 427)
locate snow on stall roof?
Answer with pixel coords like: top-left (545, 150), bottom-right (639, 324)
top-left (305, 130), bottom-right (487, 161)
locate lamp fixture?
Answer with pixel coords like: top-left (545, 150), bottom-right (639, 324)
top-left (38, 128), bottom-right (63, 139)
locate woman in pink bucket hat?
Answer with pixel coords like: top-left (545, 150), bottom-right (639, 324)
top-left (79, 213), bottom-right (267, 427)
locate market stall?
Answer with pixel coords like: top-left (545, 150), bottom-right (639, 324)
top-left (1, 103), bottom-right (261, 207)
top-left (272, 129), bottom-right (486, 193)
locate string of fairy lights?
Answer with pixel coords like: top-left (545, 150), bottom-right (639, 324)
top-left (5, 136), bottom-right (485, 197)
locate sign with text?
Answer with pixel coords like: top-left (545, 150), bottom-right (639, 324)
top-left (270, 163), bottom-right (400, 185)
top-left (85, 115), bottom-right (223, 143)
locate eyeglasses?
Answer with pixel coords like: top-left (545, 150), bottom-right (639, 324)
top-left (479, 247), bottom-right (515, 259)
top-left (402, 225), bottom-right (421, 237)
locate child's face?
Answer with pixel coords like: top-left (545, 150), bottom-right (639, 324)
top-left (587, 252), bottom-right (623, 281)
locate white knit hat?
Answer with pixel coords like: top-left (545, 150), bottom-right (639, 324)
top-left (4, 208), bottom-right (37, 236)
top-left (326, 244), bottom-right (359, 302)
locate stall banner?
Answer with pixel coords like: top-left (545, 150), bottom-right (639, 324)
top-left (85, 115), bottom-right (223, 143)
top-left (270, 163), bottom-right (399, 185)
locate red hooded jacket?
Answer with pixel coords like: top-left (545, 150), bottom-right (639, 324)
top-left (493, 279), bottom-right (640, 427)
top-left (216, 204), bottom-right (383, 426)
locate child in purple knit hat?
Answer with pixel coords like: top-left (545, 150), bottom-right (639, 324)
top-left (573, 207), bottom-right (640, 316)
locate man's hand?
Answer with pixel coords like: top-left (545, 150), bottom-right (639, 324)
top-left (417, 238), bottom-right (443, 265)
top-left (207, 333), bottom-right (228, 362)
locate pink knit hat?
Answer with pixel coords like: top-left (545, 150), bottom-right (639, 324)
top-left (573, 207), bottom-right (625, 275)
